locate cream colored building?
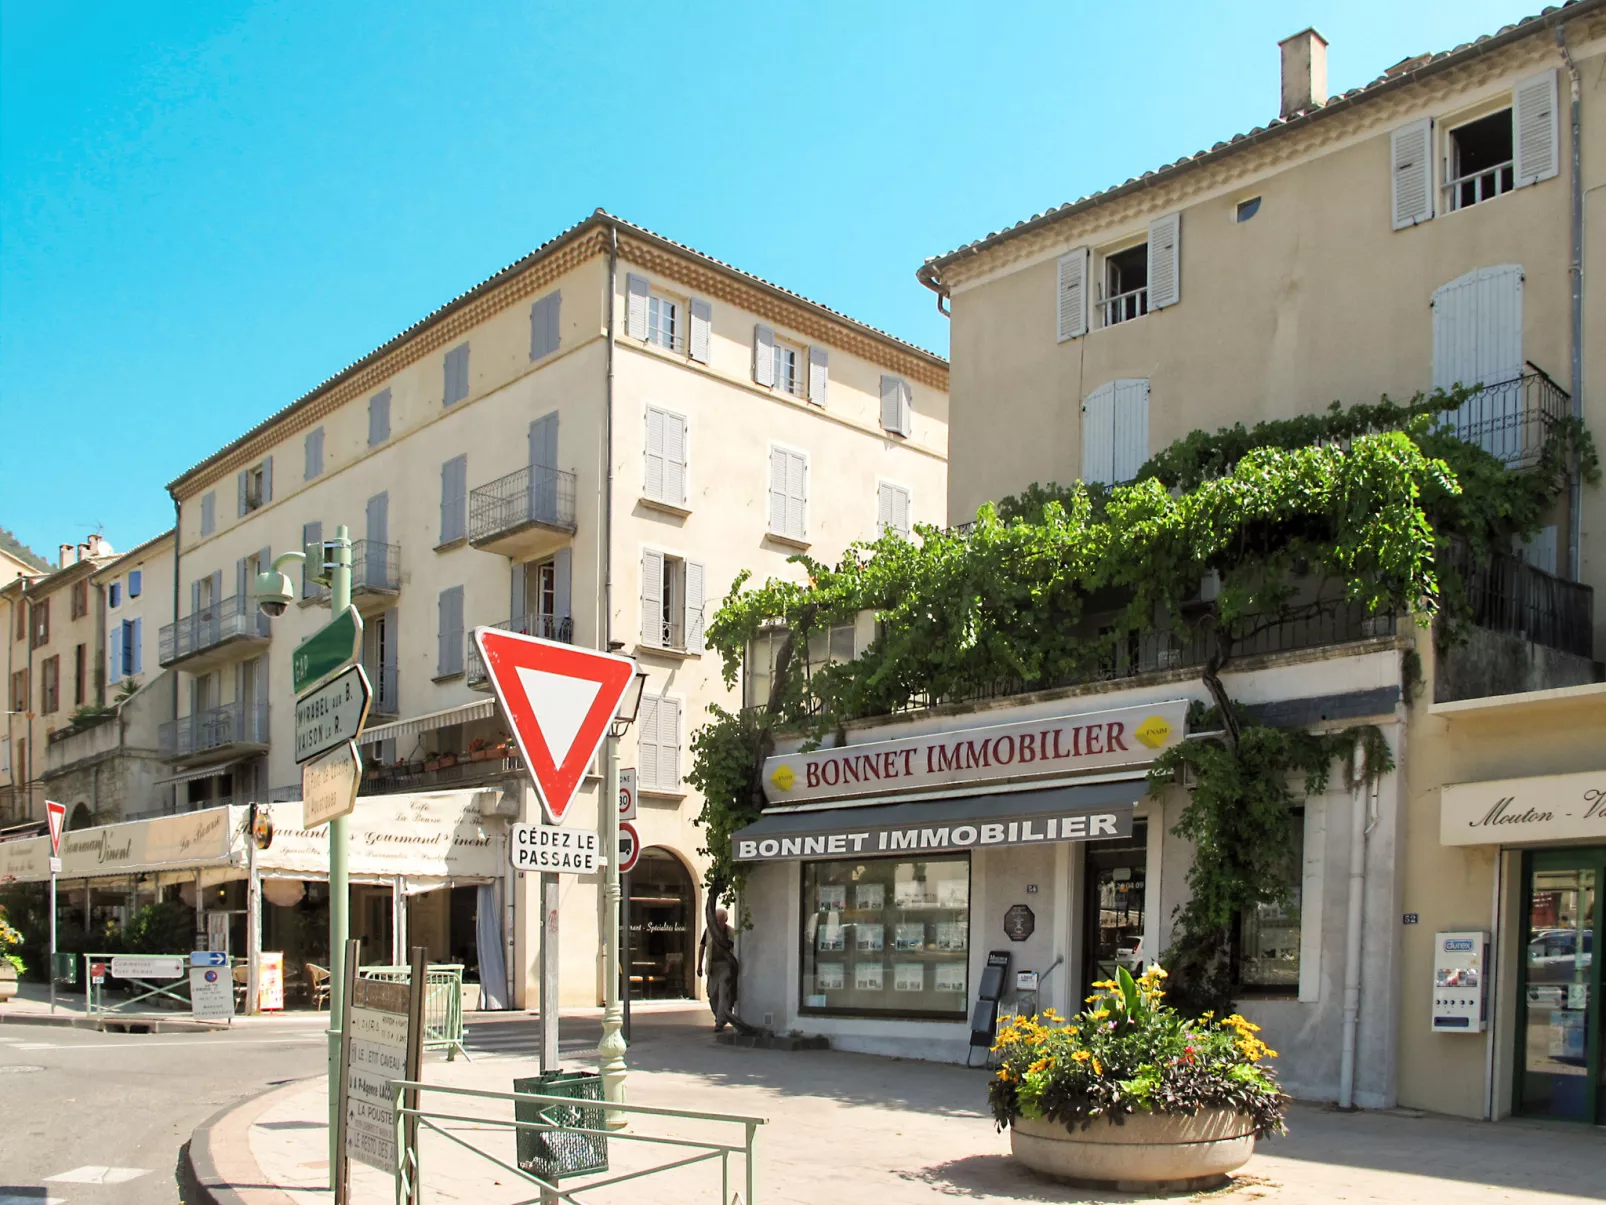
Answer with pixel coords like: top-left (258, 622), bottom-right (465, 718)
top-left (913, 5), bottom-right (1605, 1120)
top-left (158, 211), bottom-right (948, 1006)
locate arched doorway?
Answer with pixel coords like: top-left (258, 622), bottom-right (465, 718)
top-left (627, 847), bottom-right (696, 1000)
top-left (68, 803), bottom-right (94, 830)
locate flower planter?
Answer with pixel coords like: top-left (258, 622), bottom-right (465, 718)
top-left (0, 962), bottom-right (18, 1004)
top-left (1010, 1109), bottom-right (1255, 1191)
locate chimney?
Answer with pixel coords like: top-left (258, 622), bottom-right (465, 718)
top-left (59, 543), bottom-right (74, 568)
top-left (1278, 27), bottom-right (1328, 118)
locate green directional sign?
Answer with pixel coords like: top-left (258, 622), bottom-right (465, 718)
top-left (294, 606), bottom-right (363, 694)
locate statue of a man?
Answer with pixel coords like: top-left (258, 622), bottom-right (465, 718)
top-left (697, 904), bottom-right (739, 1032)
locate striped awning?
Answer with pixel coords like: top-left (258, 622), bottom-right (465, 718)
top-left (154, 759), bottom-right (244, 787)
top-left (358, 699), bottom-right (496, 747)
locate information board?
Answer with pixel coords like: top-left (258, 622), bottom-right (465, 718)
top-left (345, 979), bottom-right (411, 1172)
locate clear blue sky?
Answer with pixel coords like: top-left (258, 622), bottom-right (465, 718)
top-left (0, 0), bottom-right (1525, 558)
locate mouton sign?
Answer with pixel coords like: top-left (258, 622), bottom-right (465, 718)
top-left (760, 700), bottom-right (1188, 806)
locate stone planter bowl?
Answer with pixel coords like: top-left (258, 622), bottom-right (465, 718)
top-left (0, 962), bottom-right (17, 1003)
top-left (1011, 1108), bottom-right (1255, 1192)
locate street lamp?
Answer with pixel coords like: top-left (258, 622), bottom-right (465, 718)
top-left (255, 524), bottom-right (353, 1165)
top-left (599, 645), bottom-right (648, 1130)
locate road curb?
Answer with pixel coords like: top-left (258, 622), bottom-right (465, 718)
top-left (180, 1077), bottom-right (318, 1205)
top-left (0, 1009), bottom-right (227, 1034)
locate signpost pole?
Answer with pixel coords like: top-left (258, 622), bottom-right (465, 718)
top-left (47, 867), bottom-right (56, 1015)
top-left (598, 729), bottom-right (627, 1129)
top-left (539, 871), bottom-right (558, 1072)
top-left (327, 524), bottom-right (353, 1166)
top-left (45, 799), bottom-right (65, 1015)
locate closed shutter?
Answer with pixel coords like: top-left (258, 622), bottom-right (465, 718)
top-left (553, 547), bottom-right (572, 625)
top-left (261, 456), bottom-right (272, 504)
top-left (380, 609), bottom-right (397, 703)
top-left (437, 586), bottom-right (464, 676)
top-left (807, 347), bottom-right (829, 406)
top-left (753, 325), bottom-right (775, 387)
top-left (1057, 248), bottom-right (1089, 340)
top-left (768, 448), bottom-right (788, 535)
top-left (641, 549), bottom-right (664, 645)
top-left (444, 344), bottom-right (469, 406)
top-left (238, 470), bottom-right (249, 517)
top-left (530, 290), bottom-right (561, 360)
top-left (637, 696), bottom-right (660, 788)
top-left (1147, 214), bottom-right (1180, 309)
top-left (684, 560), bottom-right (706, 651)
top-left (644, 407), bottom-right (667, 501)
top-left (879, 376), bottom-right (902, 433)
top-left (1513, 69), bottom-right (1559, 186)
top-left (1111, 379), bottom-right (1151, 482)
top-left (305, 427), bottom-right (324, 480)
top-left (201, 492), bottom-right (215, 536)
top-left (109, 625), bottom-right (123, 684)
top-left (877, 482), bottom-right (895, 535)
top-left (1081, 382), bottom-right (1116, 485)
top-left (785, 450), bottom-right (808, 538)
top-left (235, 557), bottom-right (249, 601)
top-left (689, 298), bottom-right (712, 364)
top-left (1390, 118), bottom-right (1434, 230)
top-left (510, 561), bottom-right (526, 623)
top-left (626, 273), bottom-right (650, 340)
top-left (664, 410), bottom-right (688, 504)
top-left (529, 411), bottom-right (559, 520)
top-left (131, 619), bottom-right (143, 675)
top-left (369, 389), bottom-right (391, 446)
top-left (1432, 265), bottom-right (1524, 462)
top-left (659, 697), bottom-right (682, 789)
top-left (440, 456), bottom-right (467, 543)
top-left (366, 493), bottom-right (389, 547)
top-left (302, 521), bottom-right (323, 597)
top-left (210, 570), bottom-right (223, 612)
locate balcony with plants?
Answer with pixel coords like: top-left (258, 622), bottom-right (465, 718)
top-left (466, 612), bottom-right (573, 690)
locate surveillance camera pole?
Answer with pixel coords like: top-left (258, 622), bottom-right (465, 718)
top-left (262, 525), bottom-right (352, 1166)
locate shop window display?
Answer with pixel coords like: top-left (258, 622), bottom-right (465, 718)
top-left (801, 855), bottom-right (969, 1019)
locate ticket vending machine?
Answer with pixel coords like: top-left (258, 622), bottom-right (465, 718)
top-left (1431, 930), bottom-right (1489, 1033)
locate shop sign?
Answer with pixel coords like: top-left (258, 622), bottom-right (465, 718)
top-left (256, 792), bottom-right (505, 880)
top-left (762, 700), bottom-right (1187, 806)
top-left (0, 810), bottom-right (238, 884)
top-left (0, 836), bottom-right (49, 882)
top-left (736, 803), bottom-right (1135, 862)
top-left (1440, 770), bottom-right (1606, 847)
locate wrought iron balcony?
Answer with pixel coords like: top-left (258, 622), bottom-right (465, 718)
top-left (469, 464), bottom-right (576, 560)
top-left (1441, 541), bottom-right (1593, 659)
top-left (159, 701), bottom-right (269, 762)
top-left (158, 595), bottom-right (270, 671)
top-left (1436, 368), bottom-right (1570, 470)
top-left (304, 540), bottom-right (401, 613)
top-left (467, 613), bottom-right (574, 689)
top-left (360, 754), bottom-right (524, 797)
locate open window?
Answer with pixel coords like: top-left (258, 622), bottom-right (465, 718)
top-left (1445, 109), bottom-right (1514, 211)
top-left (1100, 243), bottom-right (1149, 327)
top-left (640, 550), bottom-right (705, 652)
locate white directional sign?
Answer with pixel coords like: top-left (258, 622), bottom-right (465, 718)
top-left (109, 955), bottom-right (185, 980)
top-left (619, 767), bottom-right (638, 821)
top-left (302, 740), bottom-right (363, 828)
top-left (509, 823), bottom-right (600, 874)
top-left (294, 665), bottom-right (372, 765)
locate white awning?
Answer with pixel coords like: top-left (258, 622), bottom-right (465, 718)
top-left (358, 699), bottom-right (496, 747)
top-left (154, 760), bottom-right (244, 787)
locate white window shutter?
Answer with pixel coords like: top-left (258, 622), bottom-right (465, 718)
top-left (684, 560), bottom-right (706, 651)
top-left (637, 695), bottom-right (660, 787)
top-left (769, 448), bottom-right (788, 533)
top-left (644, 407), bottom-right (666, 501)
top-left (1057, 248), bottom-right (1089, 340)
top-left (689, 298), bottom-right (712, 364)
top-left (753, 325), bottom-right (775, 386)
top-left (1513, 69), bottom-right (1559, 186)
top-left (1081, 382), bottom-right (1116, 485)
top-left (1147, 214), bottom-right (1180, 309)
top-left (807, 347), bottom-right (829, 405)
top-left (663, 697), bottom-right (682, 789)
top-left (626, 273), bottom-right (650, 340)
top-left (879, 376), bottom-right (900, 433)
top-left (640, 549), bottom-right (664, 645)
top-left (898, 379), bottom-right (913, 437)
top-left (665, 411), bottom-right (688, 504)
top-left (786, 450), bottom-right (808, 538)
top-left (1390, 118), bottom-right (1434, 230)
top-left (877, 483), bottom-right (895, 534)
top-left (894, 484), bottom-right (911, 536)
top-left (1111, 379), bottom-right (1151, 482)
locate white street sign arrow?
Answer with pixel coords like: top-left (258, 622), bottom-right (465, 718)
top-left (294, 665), bottom-right (372, 765)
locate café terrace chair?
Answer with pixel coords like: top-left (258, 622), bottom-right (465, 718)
top-left (305, 963), bottom-right (332, 1010)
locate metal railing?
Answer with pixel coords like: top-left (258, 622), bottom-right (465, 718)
top-left (469, 464), bottom-right (577, 544)
top-left (466, 613), bottom-right (573, 685)
top-left (353, 539), bottom-right (400, 593)
top-left (360, 754), bottom-right (522, 797)
top-left (1442, 540), bottom-right (1594, 659)
top-left (1098, 285), bottom-right (1147, 327)
top-left (81, 952), bottom-right (191, 1015)
top-left (1444, 159), bottom-right (1514, 211)
top-left (392, 1081), bottom-right (765, 1205)
top-left (158, 594), bottom-right (269, 666)
top-left (159, 701), bottom-right (269, 758)
top-left (1436, 368), bottom-right (1570, 470)
top-left (364, 663), bottom-right (399, 715)
top-left (356, 964), bottom-right (466, 1060)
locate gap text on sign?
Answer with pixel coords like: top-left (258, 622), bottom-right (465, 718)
top-left (509, 823), bottom-right (600, 874)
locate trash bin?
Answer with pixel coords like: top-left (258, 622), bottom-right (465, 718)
top-left (51, 951), bottom-right (77, 986)
top-left (513, 1071), bottom-right (609, 1181)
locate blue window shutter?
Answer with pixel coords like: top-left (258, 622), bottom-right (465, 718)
top-left (131, 619), bottom-right (143, 675)
top-left (510, 562), bottom-right (526, 623)
top-left (129, 570), bottom-right (141, 598)
top-left (366, 493), bottom-right (389, 547)
top-left (238, 471), bottom-right (249, 517)
top-left (302, 521), bottom-right (323, 597)
top-left (553, 547), bottom-right (572, 624)
top-left (261, 456), bottom-right (273, 503)
top-left (444, 344), bottom-right (470, 406)
top-left (440, 455), bottom-right (467, 543)
top-left (369, 389), bottom-right (391, 445)
top-left (305, 427), bottom-right (324, 480)
top-left (109, 582), bottom-right (121, 609)
top-left (109, 625), bottom-right (123, 683)
top-left (689, 298), bottom-right (712, 364)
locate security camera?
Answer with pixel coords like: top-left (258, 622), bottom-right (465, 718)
top-left (254, 569), bottom-right (295, 618)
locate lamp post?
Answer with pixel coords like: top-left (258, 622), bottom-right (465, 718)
top-left (254, 524), bottom-right (352, 1164)
top-left (599, 646), bottom-right (647, 1129)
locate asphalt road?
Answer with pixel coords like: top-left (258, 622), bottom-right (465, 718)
top-left (0, 1020), bottom-right (327, 1205)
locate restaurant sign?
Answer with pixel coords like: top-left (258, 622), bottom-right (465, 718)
top-left (761, 700), bottom-right (1188, 806)
top-left (0, 808), bottom-right (235, 884)
top-left (1440, 769), bottom-right (1606, 846)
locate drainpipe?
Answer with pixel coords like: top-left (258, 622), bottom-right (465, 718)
top-left (1337, 740), bottom-right (1368, 1110)
top-left (170, 494), bottom-right (182, 792)
top-left (604, 220), bottom-right (617, 650)
top-left (1557, 24), bottom-right (1584, 581)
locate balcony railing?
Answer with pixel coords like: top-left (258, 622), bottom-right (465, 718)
top-left (469, 464), bottom-right (576, 545)
top-left (159, 701), bottom-right (269, 760)
top-left (304, 539), bottom-right (401, 604)
top-left (360, 754), bottom-right (523, 798)
top-left (159, 594), bottom-right (270, 667)
top-left (466, 613), bottom-right (573, 687)
top-left (1444, 159), bottom-right (1514, 212)
top-left (1438, 368), bottom-right (1570, 470)
top-left (1098, 285), bottom-right (1147, 327)
top-left (1442, 541), bottom-right (1593, 660)
top-left (365, 663), bottom-right (400, 716)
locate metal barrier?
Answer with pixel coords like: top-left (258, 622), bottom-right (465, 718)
top-left (81, 952), bottom-right (190, 1015)
top-left (391, 1080), bottom-right (766, 1204)
top-left (356, 964), bottom-right (468, 1060)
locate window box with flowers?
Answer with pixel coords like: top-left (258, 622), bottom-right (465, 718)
top-left (989, 966), bottom-right (1286, 1192)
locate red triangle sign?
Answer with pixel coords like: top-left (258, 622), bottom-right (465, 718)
top-left (472, 629), bottom-right (637, 825)
top-left (45, 799), bottom-right (67, 856)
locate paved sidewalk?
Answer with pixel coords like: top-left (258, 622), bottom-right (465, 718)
top-left (189, 1004), bottom-right (1606, 1205)
top-left (0, 979), bottom-right (332, 1030)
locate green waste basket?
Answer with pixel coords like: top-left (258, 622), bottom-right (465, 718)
top-left (51, 951), bottom-right (77, 986)
top-left (513, 1071), bottom-right (609, 1181)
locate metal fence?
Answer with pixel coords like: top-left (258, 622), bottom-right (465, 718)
top-left (353, 539), bottom-right (401, 593)
top-left (158, 594), bottom-right (270, 666)
top-left (391, 1080), bottom-right (765, 1204)
top-left (80, 952), bottom-right (191, 1015)
top-left (469, 464), bottom-right (577, 544)
top-left (1442, 540), bottom-right (1594, 659)
top-left (356, 963), bottom-right (468, 1060)
top-left (158, 701), bottom-right (270, 758)
top-left (1437, 369), bottom-right (1571, 470)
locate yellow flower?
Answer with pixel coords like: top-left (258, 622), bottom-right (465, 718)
top-left (1071, 1050), bottom-right (1091, 1063)
top-left (1090, 1008), bottom-right (1111, 1021)
top-left (1092, 1057), bottom-right (1103, 1075)
top-left (1067, 1027), bottom-right (1080, 1036)
top-left (1027, 1058), bottom-right (1052, 1075)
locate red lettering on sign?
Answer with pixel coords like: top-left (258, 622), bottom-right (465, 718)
top-left (993, 735), bottom-right (1015, 764)
top-left (1106, 721), bottom-right (1128, 751)
top-left (1085, 725), bottom-right (1103, 755)
top-left (807, 763), bottom-right (821, 789)
top-left (1019, 733), bottom-right (1037, 763)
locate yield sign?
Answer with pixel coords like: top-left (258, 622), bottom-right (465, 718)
top-left (45, 799), bottom-right (66, 856)
top-left (473, 628), bottom-right (637, 824)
